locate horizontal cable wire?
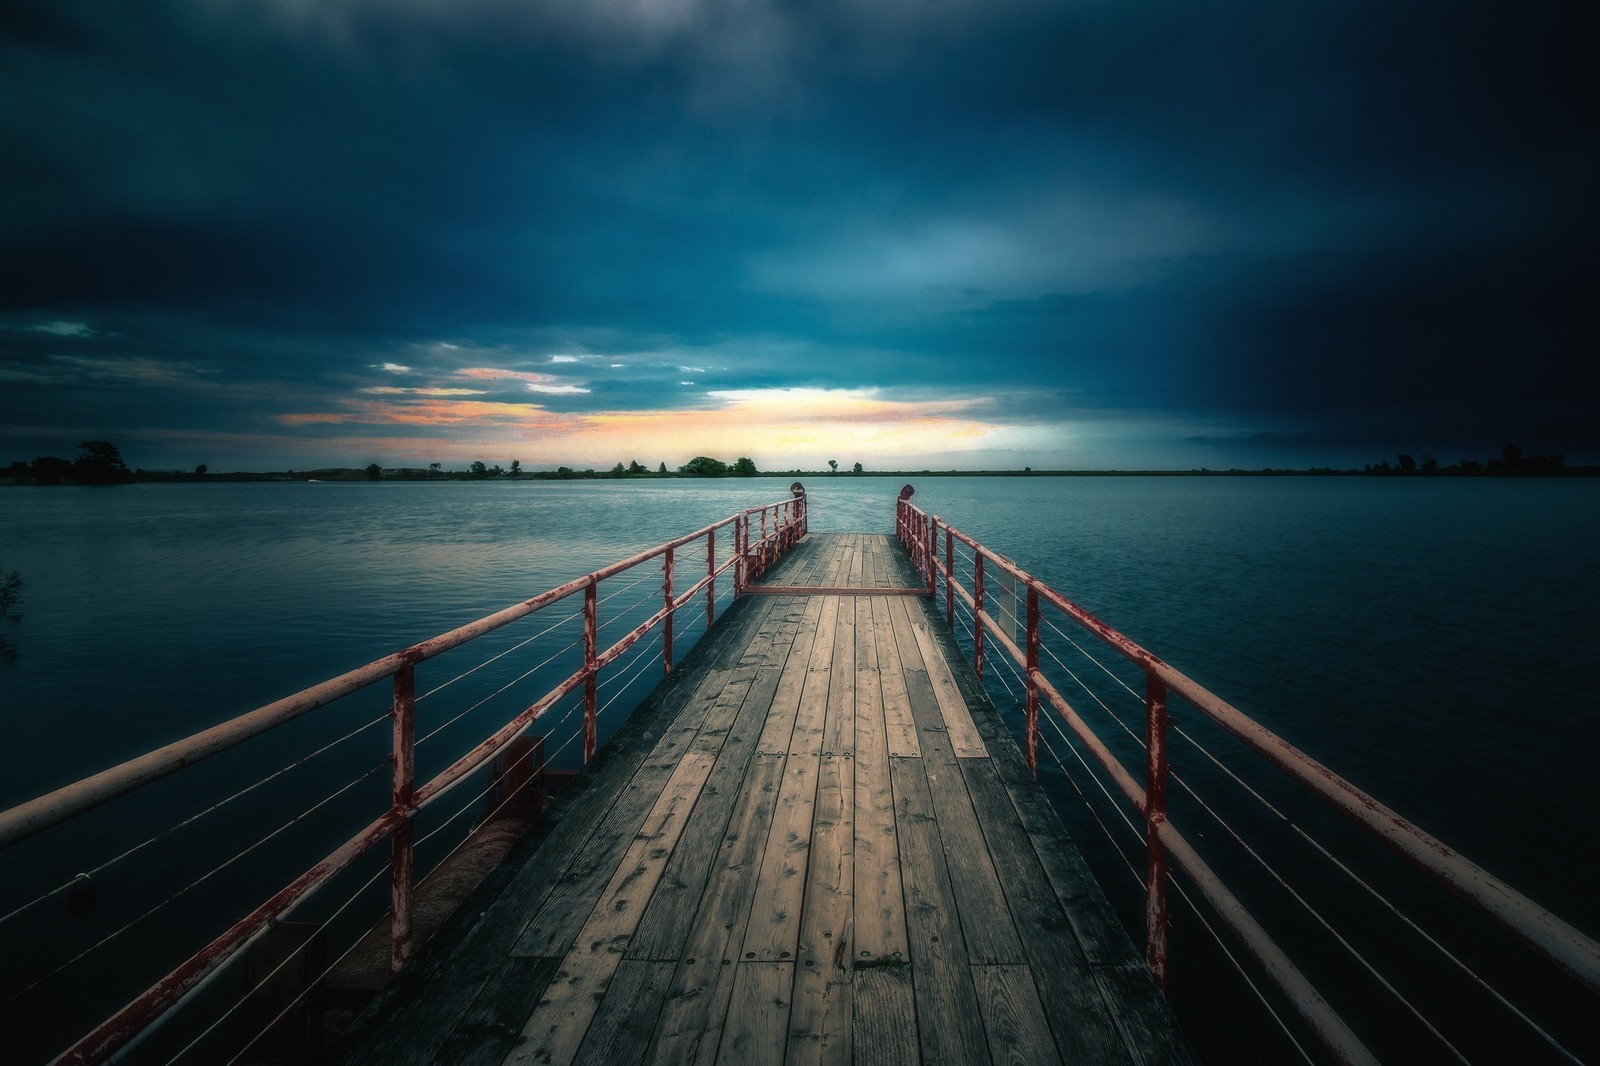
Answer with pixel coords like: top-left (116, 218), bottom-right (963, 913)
top-left (1037, 615), bottom-right (1564, 1059)
top-left (597, 646), bottom-right (665, 720)
top-left (1036, 724), bottom-right (1144, 892)
top-left (416, 607), bottom-right (582, 705)
top-left (1035, 622), bottom-right (1543, 1061)
top-left (415, 632), bottom-right (586, 749)
top-left (168, 852), bottom-right (395, 1066)
top-left (0, 707), bottom-right (391, 930)
top-left (1042, 614), bottom-right (1146, 707)
top-left (595, 573), bottom-right (672, 639)
top-left (1167, 869), bottom-right (1319, 1066)
top-left (1038, 705), bottom-right (1312, 1062)
top-left (4, 753), bottom-right (392, 1009)
top-left (1035, 625), bottom-right (1471, 1057)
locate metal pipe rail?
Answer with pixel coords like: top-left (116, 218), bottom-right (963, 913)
top-left (0, 487), bottom-right (806, 1065)
top-left (896, 485), bottom-right (1600, 1063)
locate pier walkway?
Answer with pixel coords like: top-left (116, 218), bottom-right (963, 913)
top-left (339, 533), bottom-right (1193, 1065)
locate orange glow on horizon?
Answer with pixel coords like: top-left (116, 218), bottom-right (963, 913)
top-left (271, 386), bottom-right (1016, 468)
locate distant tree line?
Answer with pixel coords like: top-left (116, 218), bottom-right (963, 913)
top-left (4, 441), bottom-right (133, 485)
top-left (1362, 445), bottom-right (1576, 476)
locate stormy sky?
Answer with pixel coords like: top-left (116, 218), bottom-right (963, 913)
top-left (2, 0), bottom-right (1595, 472)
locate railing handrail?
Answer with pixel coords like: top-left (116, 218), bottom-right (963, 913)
top-left (3, 488), bottom-right (807, 1066)
top-left (896, 491), bottom-right (1600, 1059)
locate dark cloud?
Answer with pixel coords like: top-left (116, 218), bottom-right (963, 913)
top-left (2, 0), bottom-right (1595, 468)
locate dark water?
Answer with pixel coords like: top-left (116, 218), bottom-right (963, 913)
top-left (1, 476), bottom-right (1596, 1061)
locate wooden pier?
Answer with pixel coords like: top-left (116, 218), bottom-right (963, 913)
top-left (339, 533), bottom-right (1193, 1065)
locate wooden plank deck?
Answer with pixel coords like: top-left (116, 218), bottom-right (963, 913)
top-left (340, 533), bottom-right (1194, 1065)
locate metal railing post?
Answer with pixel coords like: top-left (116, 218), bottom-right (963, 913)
top-left (974, 553), bottom-right (986, 679)
top-left (924, 513), bottom-right (932, 585)
top-left (707, 527), bottom-right (716, 628)
top-left (390, 662), bottom-right (415, 973)
top-left (584, 581), bottom-right (598, 763)
top-left (945, 526), bottom-right (955, 630)
top-left (734, 515), bottom-right (744, 594)
top-left (1144, 671), bottom-right (1170, 989)
top-left (663, 546), bottom-right (675, 676)
top-left (926, 515), bottom-right (937, 594)
top-left (1025, 584), bottom-right (1039, 776)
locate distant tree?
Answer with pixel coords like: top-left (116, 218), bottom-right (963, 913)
top-left (733, 457), bottom-right (758, 476)
top-left (679, 456), bottom-right (729, 476)
top-left (469, 460), bottom-right (489, 478)
top-left (556, 466), bottom-right (575, 478)
top-left (1421, 454), bottom-right (1439, 474)
top-left (658, 461), bottom-right (668, 474)
top-left (852, 461), bottom-right (863, 474)
top-left (828, 459), bottom-right (838, 474)
top-left (194, 464), bottom-right (208, 476)
top-left (365, 463), bottom-right (382, 480)
top-left (429, 462), bottom-right (442, 476)
top-left (1396, 454), bottom-right (1416, 473)
top-left (1502, 444), bottom-right (1523, 466)
top-left (611, 462), bottom-right (627, 476)
top-left (72, 440), bottom-right (131, 484)
top-left (628, 459), bottom-right (647, 475)
top-left (509, 460), bottom-right (522, 477)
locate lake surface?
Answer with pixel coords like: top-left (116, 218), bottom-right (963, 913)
top-left (1, 475), bottom-right (1596, 1060)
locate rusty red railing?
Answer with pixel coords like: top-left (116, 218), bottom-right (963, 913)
top-left (0, 485), bottom-right (807, 1065)
top-left (897, 485), bottom-right (1600, 1064)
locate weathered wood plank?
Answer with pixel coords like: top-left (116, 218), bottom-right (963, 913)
top-left (913, 589), bottom-right (1191, 1058)
top-left (851, 967), bottom-right (917, 1066)
top-left (884, 598), bottom-right (1025, 968)
top-left (740, 750), bottom-right (820, 962)
top-left (908, 611), bottom-right (988, 757)
top-left (431, 956), bottom-right (561, 1066)
top-left (887, 755), bottom-right (990, 1063)
top-left (1092, 961), bottom-right (1201, 1066)
top-left (758, 595), bottom-right (832, 753)
top-left (788, 596), bottom-right (837, 755)
top-left (796, 754), bottom-right (853, 970)
top-left (649, 753), bottom-right (786, 1063)
top-left (506, 750), bottom-right (718, 1064)
top-left (766, 535), bottom-right (820, 585)
top-left (972, 963), bottom-right (1063, 1065)
top-left (627, 597), bottom-right (813, 961)
top-left (959, 755), bottom-right (1135, 1062)
top-left (340, 596), bottom-right (777, 1065)
top-left (851, 629), bottom-right (908, 967)
top-left (883, 591), bottom-right (951, 758)
top-left (917, 757), bottom-right (1025, 966)
top-left (824, 595), bottom-right (855, 754)
top-left (923, 600), bottom-right (1150, 971)
top-left (508, 651), bottom-right (750, 961)
top-left (871, 596), bottom-right (921, 759)
top-left (571, 958), bottom-right (675, 1066)
top-left (717, 962), bottom-right (794, 1065)
top-left (787, 963), bottom-right (853, 1066)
